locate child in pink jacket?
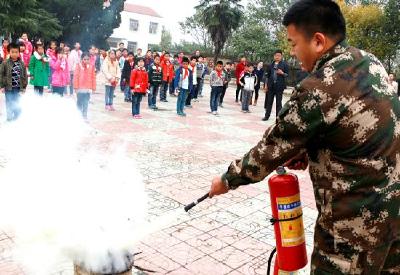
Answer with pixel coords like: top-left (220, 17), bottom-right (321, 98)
top-left (50, 48), bottom-right (69, 97)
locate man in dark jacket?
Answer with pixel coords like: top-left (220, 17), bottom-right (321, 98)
top-left (262, 50), bottom-right (289, 121)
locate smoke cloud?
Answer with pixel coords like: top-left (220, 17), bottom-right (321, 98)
top-left (0, 94), bottom-right (149, 274)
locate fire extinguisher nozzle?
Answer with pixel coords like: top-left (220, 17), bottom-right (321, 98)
top-left (276, 166), bottom-right (286, 175)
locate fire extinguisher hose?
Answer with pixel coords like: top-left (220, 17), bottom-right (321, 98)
top-left (267, 247), bottom-right (277, 275)
top-left (269, 213), bottom-right (303, 225)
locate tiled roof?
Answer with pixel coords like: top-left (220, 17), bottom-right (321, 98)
top-left (124, 3), bottom-right (162, 18)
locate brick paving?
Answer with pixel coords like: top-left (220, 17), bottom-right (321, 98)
top-left (0, 82), bottom-right (317, 275)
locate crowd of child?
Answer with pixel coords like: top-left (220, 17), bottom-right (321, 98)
top-left (0, 34), bottom-right (284, 122)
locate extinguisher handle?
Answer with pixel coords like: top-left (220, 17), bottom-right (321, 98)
top-left (184, 193), bottom-right (210, 212)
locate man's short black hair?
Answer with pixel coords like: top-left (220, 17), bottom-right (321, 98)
top-left (8, 42), bottom-right (19, 51)
top-left (164, 51), bottom-right (170, 55)
top-left (182, 56), bottom-right (190, 64)
top-left (216, 60), bottom-right (223, 66)
top-left (246, 62), bottom-right (253, 67)
top-left (226, 62), bottom-right (231, 65)
top-left (283, 0), bottom-right (346, 41)
top-left (190, 56), bottom-right (198, 61)
top-left (274, 50), bottom-right (283, 55)
top-left (128, 51), bottom-right (134, 56)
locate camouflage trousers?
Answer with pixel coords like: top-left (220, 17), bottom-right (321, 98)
top-left (311, 224), bottom-right (400, 274)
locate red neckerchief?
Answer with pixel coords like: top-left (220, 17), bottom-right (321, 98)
top-left (216, 69), bottom-right (222, 78)
top-left (182, 67), bottom-right (189, 80)
top-left (130, 61), bottom-right (134, 67)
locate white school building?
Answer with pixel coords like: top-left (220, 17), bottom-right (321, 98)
top-left (108, 2), bottom-right (163, 52)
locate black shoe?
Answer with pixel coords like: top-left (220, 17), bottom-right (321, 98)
top-left (262, 117), bottom-right (269, 121)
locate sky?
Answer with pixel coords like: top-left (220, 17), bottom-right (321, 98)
top-left (127, 0), bottom-right (249, 43)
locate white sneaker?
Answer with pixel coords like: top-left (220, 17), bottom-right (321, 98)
top-left (212, 111), bottom-right (217, 115)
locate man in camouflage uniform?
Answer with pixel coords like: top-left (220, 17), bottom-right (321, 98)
top-left (209, 0), bottom-right (400, 274)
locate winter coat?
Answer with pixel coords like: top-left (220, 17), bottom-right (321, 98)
top-left (29, 52), bottom-right (50, 87)
top-left (46, 49), bottom-right (57, 61)
top-left (210, 70), bottom-right (225, 87)
top-left (196, 63), bottom-right (207, 79)
top-left (144, 57), bottom-right (153, 71)
top-left (224, 69), bottom-right (232, 84)
top-left (130, 67), bottom-right (149, 94)
top-left (21, 39), bottom-right (33, 67)
top-left (121, 60), bottom-right (136, 85)
top-left (50, 57), bottom-right (69, 87)
top-left (240, 71), bottom-right (257, 91)
top-left (101, 58), bottom-right (121, 86)
top-left (73, 63), bottom-right (96, 91)
top-left (265, 60), bottom-right (289, 92)
top-left (174, 66), bottom-right (193, 91)
top-left (20, 52), bottom-right (30, 69)
top-left (0, 58), bottom-right (28, 90)
top-left (235, 62), bottom-right (246, 85)
top-left (254, 67), bottom-right (264, 89)
top-left (148, 63), bottom-right (163, 86)
top-left (161, 61), bottom-right (175, 83)
top-left (68, 49), bottom-right (82, 73)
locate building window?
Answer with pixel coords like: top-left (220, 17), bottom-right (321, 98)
top-left (149, 22), bottom-right (158, 34)
top-left (107, 37), bottom-right (121, 49)
top-left (129, 19), bottom-right (139, 31)
top-left (127, 41), bottom-right (137, 52)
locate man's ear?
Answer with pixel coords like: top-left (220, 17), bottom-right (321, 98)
top-left (313, 32), bottom-right (327, 54)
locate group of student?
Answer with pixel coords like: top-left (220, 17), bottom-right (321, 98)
top-left (1, 34), bottom-right (297, 122)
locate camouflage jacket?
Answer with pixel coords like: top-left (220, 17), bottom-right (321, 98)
top-left (222, 41), bottom-right (400, 254)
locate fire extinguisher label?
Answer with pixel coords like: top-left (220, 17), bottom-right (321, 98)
top-left (276, 194), bottom-right (305, 247)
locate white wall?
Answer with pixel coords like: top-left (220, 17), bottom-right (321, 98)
top-left (110, 11), bottom-right (163, 52)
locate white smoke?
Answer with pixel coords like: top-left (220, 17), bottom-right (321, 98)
top-left (0, 94), bottom-right (149, 274)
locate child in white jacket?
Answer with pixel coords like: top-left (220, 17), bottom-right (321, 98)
top-left (239, 63), bottom-right (257, 113)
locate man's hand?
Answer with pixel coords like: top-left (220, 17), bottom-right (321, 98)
top-left (0, 88), bottom-right (5, 93)
top-left (209, 176), bottom-right (229, 198)
top-left (263, 86), bottom-right (268, 93)
top-left (284, 152), bottom-right (308, 170)
top-left (277, 69), bottom-right (284, 75)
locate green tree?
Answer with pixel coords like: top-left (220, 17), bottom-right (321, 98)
top-left (196, 0), bottom-right (243, 63)
top-left (382, 0), bottom-right (400, 72)
top-left (0, 0), bottom-right (62, 41)
top-left (160, 27), bottom-right (172, 51)
top-left (40, 0), bottom-right (124, 49)
top-left (179, 10), bottom-right (213, 53)
top-left (247, 0), bottom-right (293, 36)
top-left (227, 22), bottom-right (278, 62)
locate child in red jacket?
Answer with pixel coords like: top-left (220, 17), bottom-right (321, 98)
top-left (160, 52), bottom-right (174, 102)
top-left (130, 58), bottom-right (148, 119)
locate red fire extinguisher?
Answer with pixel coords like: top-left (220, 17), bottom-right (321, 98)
top-left (267, 166), bottom-right (308, 275)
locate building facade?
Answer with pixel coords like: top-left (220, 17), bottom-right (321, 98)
top-left (108, 2), bottom-right (163, 52)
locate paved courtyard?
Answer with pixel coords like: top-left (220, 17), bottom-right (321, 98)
top-left (0, 83), bottom-right (317, 275)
